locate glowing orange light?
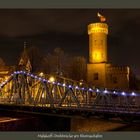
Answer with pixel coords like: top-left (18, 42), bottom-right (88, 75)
top-left (88, 23), bottom-right (108, 34)
top-left (93, 51), bottom-right (102, 61)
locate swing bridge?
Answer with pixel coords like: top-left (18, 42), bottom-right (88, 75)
top-left (0, 70), bottom-right (140, 121)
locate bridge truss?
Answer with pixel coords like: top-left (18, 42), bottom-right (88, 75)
top-left (0, 71), bottom-right (140, 119)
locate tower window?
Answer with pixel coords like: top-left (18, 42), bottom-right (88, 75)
top-left (94, 73), bottom-right (99, 80)
top-left (94, 40), bottom-right (97, 45)
top-left (101, 40), bottom-right (103, 45)
top-left (101, 53), bottom-right (104, 58)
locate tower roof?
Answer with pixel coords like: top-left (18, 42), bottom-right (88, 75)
top-left (19, 43), bottom-right (29, 65)
top-left (88, 23), bottom-right (108, 34)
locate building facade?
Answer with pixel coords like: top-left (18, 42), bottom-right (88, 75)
top-left (87, 15), bottom-right (130, 90)
top-left (0, 66), bottom-right (15, 83)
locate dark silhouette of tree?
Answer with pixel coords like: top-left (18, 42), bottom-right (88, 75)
top-left (42, 48), bottom-right (68, 76)
top-left (129, 71), bottom-right (140, 90)
top-left (27, 46), bottom-right (44, 72)
top-left (0, 58), bottom-right (5, 66)
top-left (27, 46), bottom-right (87, 82)
top-left (41, 53), bottom-right (56, 74)
top-left (53, 47), bottom-right (64, 75)
top-left (69, 56), bottom-right (87, 81)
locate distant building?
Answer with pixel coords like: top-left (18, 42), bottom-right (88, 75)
top-left (0, 64), bottom-right (15, 83)
top-left (0, 42), bottom-right (32, 84)
top-left (18, 42), bottom-right (32, 73)
top-left (87, 13), bottom-right (130, 90)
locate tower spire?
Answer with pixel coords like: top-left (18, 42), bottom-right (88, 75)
top-left (18, 41), bottom-right (32, 72)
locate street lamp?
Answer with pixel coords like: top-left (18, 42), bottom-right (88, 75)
top-left (49, 76), bottom-right (55, 83)
top-left (39, 72), bottom-right (44, 77)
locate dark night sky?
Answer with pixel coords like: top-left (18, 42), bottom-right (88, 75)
top-left (0, 9), bottom-right (140, 78)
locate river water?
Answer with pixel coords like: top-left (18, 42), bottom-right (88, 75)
top-left (1, 115), bottom-right (139, 131)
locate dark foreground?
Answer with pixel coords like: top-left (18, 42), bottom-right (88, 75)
top-left (0, 111), bottom-right (140, 131)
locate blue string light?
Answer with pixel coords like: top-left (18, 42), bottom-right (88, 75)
top-left (81, 87), bottom-right (85, 90)
top-left (57, 83), bottom-right (61, 86)
top-left (0, 71), bottom-right (140, 98)
top-left (89, 88), bottom-right (93, 92)
top-left (43, 79), bottom-right (47, 82)
top-left (38, 77), bottom-right (42, 81)
top-left (75, 86), bottom-right (79, 89)
top-left (96, 89), bottom-right (99, 92)
top-left (113, 91), bottom-right (117, 94)
top-left (34, 76), bottom-right (38, 79)
top-left (62, 83), bottom-right (66, 87)
top-left (104, 89), bottom-right (108, 93)
top-left (131, 92), bottom-right (136, 96)
top-left (121, 92), bottom-right (126, 96)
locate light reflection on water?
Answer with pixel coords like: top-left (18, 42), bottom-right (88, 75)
top-left (71, 117), bottom-right (126, 132)
top-left (0, 116), bottom-right (130, 131)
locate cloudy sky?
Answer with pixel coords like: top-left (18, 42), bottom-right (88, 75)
top-left (0, 9), bottom-right (140, 78)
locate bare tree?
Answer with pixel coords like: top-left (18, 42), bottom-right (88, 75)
top-left (69, 56), bottom-right (87, 81)
top-left (41, 53), bottom-right (57, 74)
top-left (42, 47), bottom-right (64, 75)
top-left (40, 47), bottom-right (87, 82)
top-left (27, 46), bottom-right (44, 72)
top-left (53, 47), bottom-right (64, 75)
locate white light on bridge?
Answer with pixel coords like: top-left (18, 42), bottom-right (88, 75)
top-left (30, 74), bottom-right (34, 77)
top-left (75, 86), bottom-right (79, 89)
top-left (34, 76), bottom-right (38, 79)
top-left (23, 71), bottom-right (26, 74)
top-left (82, 87), bottom-right (85, 90)
top-left (96, 89), bottom-right (99, 92)
top-left (57, 83), bottom-right (61, 86)
top-left (89, 88), bottom-right (92, 91)
top-left (131, 92), bottom-right (136, 96)
top-left (104, 89), bottom-right (108, 93)
top-left (38, 77), bottom-right (42, 81)
top-left (62, 83), bottom-right (66, 87)
top-left (121, 92), bottom-right (126, 96)
top-left (113, 91), bottom-right (116, 94)
top-left (43, 79), bottom-right (46, 82)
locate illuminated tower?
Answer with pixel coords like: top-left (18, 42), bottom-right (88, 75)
top-left (87, 13), bottom-right (108, 87)
top-left (88, 22), bottom-right (108, 63)
top-left (87, 13), bottom-right (130, 89)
